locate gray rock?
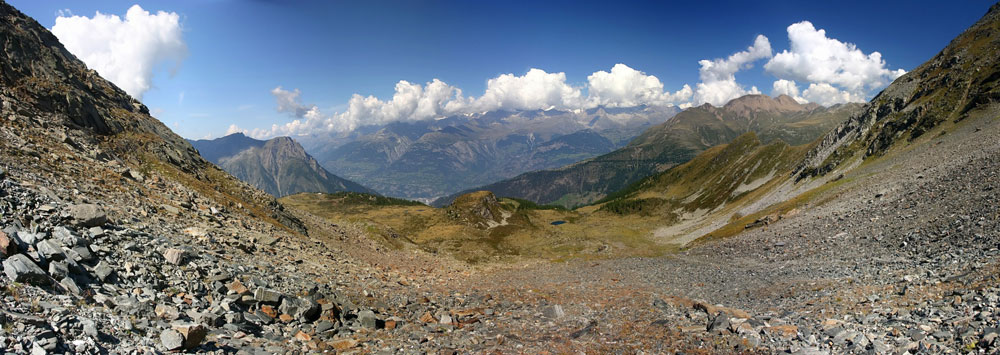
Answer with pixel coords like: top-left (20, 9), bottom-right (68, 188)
top-left (254, 309), bottom-right (274, 324)
top-left (88, 226), bottom-right (105, 237)
top-left (279, 297), bottom-right (321, 322)
top-left (359, 309), bottom-right (377, 329)
top-left (51, 227), bottom-right (80, 246)
top-left (18, 232), bottom-right (40, 247)
top-left (254, 288), bottom-right (281, 304)
top-left (81, 318), bottom-right (99, 338)
top-left (160, 329), bottom-right (184, 351)
top-left (543, 304), bottom-right (565, 319)
top-left (48, 260), bottom-right (69, 279)
top-left (36, 239), bottom-right (66, 261)
top-left (68, 204), bottom-right (107, 227)
top-left (707, 313), bottom-right (729, 333)
top-left (871, 340), bottom-right (891, 354)
top-left (316, 320), bottom-right (335, 333)
top-left (3, 254), bottom-right (49, 285)
top-left (60, 277), bottom-right (82, 295)
top-left (93, 260), bottom-right (113, 282)
top-left (68, 245), bottom-right (93, 262)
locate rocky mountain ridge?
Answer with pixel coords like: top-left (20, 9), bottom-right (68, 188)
top-left (190, 134), bottom-right (372, 197)
top-left (303, 105), bottom-right (680, 200)
top-left (436, 95), bottom-right (860, 207)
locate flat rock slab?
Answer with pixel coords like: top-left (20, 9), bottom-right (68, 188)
top-left (68, 204), bottom-right (107, 227)
top-left (3, 254), bottom-right (49, 285)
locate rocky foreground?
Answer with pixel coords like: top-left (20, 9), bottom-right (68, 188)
top-left (2, 111), bottom-right (999, 354)
top-left (3, 0), bottom-right (1000, 353)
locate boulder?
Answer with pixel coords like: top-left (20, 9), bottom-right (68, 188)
top-left (159, 329), bottom-right (184, 351)
top-left (3, 254), bottom-right (49, 285)
top-left (358, 309), bottom-right (377, 329)
top-left (48, 260), bottom-right (69, 279)
top-left (163, 248), bottom-right (185, 265)
top-left (93, 260), bottom-right (113, 282)
top-left (36, 239), bottom-right (66, 261)
top-left (254, 288), bottom-right (281, 304)
top-left (68, 204), bottom-right (107, 227)
top-left (0, 230), bottom-right (18, 258)
top-left (60, 277), bottom-right (82, 295)
top-left (173, 323), bottom-right (207, 350)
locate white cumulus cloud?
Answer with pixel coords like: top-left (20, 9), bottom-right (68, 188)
top-left (254, 65), bottom-right (699, 138)
top-left (693, 35), bottom-right (772, 106)
top-left (764, 21), bottom-right (905, 105)
top-left (470, 68), bottom-right (583, 112)
top-left (587, 63), bottom-right (692, 107)
top-left (51, 5), bottom-right (187, 100)
top-left (801, 83), bottom-right (865, 106)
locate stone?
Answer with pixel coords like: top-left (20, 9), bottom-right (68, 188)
top-left (88, 226), bottom-right (105, 237)
top-left (358, 309), bottom-right (377, 329)
top-left (48, 260), bottom-right (69, 279)
top-left (68, 204), bottom-right (107, 227)
top-left (18, 232), bottom-right (40, 247)
top-left (294, 331), bottom-right (311, 342)
top-left (3, 254), bottom-right (50, 285)
top-left (331, 339), bottom-right (359, 350)
top-left (765, 325), bottom-right (799, 340)
top-left (254, 288), bottom-right (281, 304)
top-left (707, 313), bottom-right (730, 333)
top-left (420, 311), bottom-right (436, 323)
top-left (163, 248), bottom-right (184, 265)
top-left (81, 319), bottom-right (99, 338)
top-left (173, 323), bottom-right (207, 350)
top-left (60, 277), bottom-right (82, 295)
top-left (69, 246), bottom-right (93, 262)
top-left (228, 279), bottom-right (249, 294)
top-left (254, 309), bottom-right (274, 324)
top-left (93, 260), bottom-right (113, 282)
top-left (36, 239), bottom-right (66, 261)
top-left (160, 329), bottom-right (184, 351)
top-left (260, 305), bottom-right (278, 318)
top-left (0, 230), bottom-right (17, 258)
top-left (439, 313), bottom-right (453, 325)
top-left (315, 320), bottom-right (335, 333)
top-left (279, 297), bottom-right (321, 322)
top-left (543, 304), bottom-right (565, 319)
top-left (155, 304), bottom-right (180, 320)
top-left (50, 227), bottom-right (79, 246)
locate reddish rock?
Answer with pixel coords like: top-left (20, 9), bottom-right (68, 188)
top-left (0, 231), bottom-right (17, 258)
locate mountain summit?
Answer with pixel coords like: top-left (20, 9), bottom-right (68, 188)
top-left (191, 134), bottom-right (372, 197)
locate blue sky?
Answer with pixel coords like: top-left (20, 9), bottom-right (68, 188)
top-left (9, 0), bottom-right (995, 139)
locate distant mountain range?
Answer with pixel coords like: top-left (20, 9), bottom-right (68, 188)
top-left (190, 134), bottom-right (372, 197)
top-left (435, 95), bottom-right (863, 207)
top-left (297, 105), bottom-right (681, 201)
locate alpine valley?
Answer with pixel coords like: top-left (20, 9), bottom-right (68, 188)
top-left (2, 1), bottom-right (1000, 354)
